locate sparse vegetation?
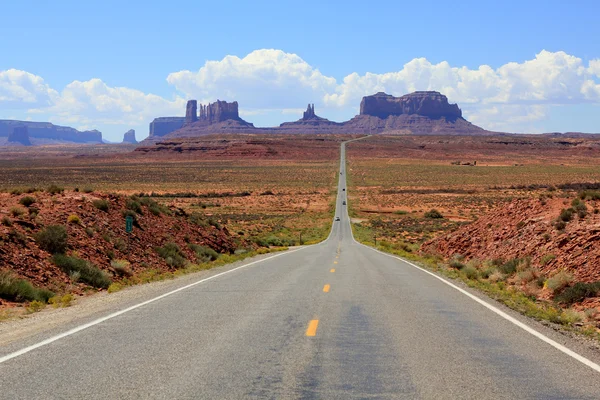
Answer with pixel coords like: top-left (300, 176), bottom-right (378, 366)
top-left (546, 271), bottom-right (574, 293)
top-left (555, 281), bottom-right (600, 306)
top-left (46, 184), bottom-right (64, 194)
top-left (67, 214), bottom-right (81, 224)
top-left (424, 209), bottom-right (444, 219)
top-left (92, 199), bottom-right (110, 212)
top-left (111, 260), bottom-right (133, 277)
top-left (52, 254), bottom-right (111, 289)
top-left (35, 225), bottom-right (68, 254)
top-left (19, 196), bottom-right (36, 207)
top-left (10, 206), bottom-right (26, 217)
top-left (1, 216), bottom-right (12, 226)
top-left (155, 242), bottom-right (187, 268)
top-left (0, 270), bottom-right (54, 303)
top-left (187, 244), bottom-right (219, 262)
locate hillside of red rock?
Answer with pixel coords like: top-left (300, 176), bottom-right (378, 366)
top-left (424, 195), bottom-right (600, 283)
top-left (0, 190), bottom-right (244, 301)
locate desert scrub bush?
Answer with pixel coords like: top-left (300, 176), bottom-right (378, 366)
top-left (19, 196), bottom-right (36, 207)
top-left (85, 227), bottom-right (94, 237)
top-left (540, 253), bottom-right (556, 266)
top-left (0, 270), bottom-right (54, 303)
top-left (27, 300), bottom-right (46, 313)
top-left (1, 216), bottom-right (12, 226)
top-left (424, 209), bottom-right (444, 219)
top-left (92, 199), bottom-right (110, 212)
top-left (546, 270), bottom-right (574, 294)
top-left (461, 265), bottom-right (479, 280)
top-left (579, 190), bottom-right (600, 200)
top-left (516, 268), bottom-right (539, 285)
top-left (52, 254), bottom-right (111, 289)
top-left (82, 187), bottom-right (94, 193)
top-left (188, 244), bottom-right (219, 262)
top-left (10, 206), bottom-right (26, 217)
top-left (498, 258), bottom-right (519, 275)
top-left (46, 184), bottom-right (64, 194)
top-left (48, 293), bottom-right (74, 308)
top-left (111, 260), bottom-right (133, 277)
top-left (67, 214), bottom-right (81, 224)
top-left (126, 199), bottom-right (143, 214)
top-left (559, 208), bottom-right (574, 222)
top-left (554, 220), bottom-right (567, 231)
top-left (571, 198), bottom-right (588, 218)
top-left (113, 237), bottom-right (127, 252)
top-left (155, 242), bottom-right (187, 268)
top-left (35, 225), bottom-right (68, 254)
top-left (554, 281), bottom-right (600, 305)
top-left (10, 188), bottom-right (23, 195)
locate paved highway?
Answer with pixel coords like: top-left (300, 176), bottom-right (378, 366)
top-left (1, 140), bottom-right (600, 399)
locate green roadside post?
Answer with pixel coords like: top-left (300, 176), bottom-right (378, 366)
top-left (125, 215), bottom-right (133, 233)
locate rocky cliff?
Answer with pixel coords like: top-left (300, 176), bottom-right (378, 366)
top-left (279, 104), bottom-right (341, 131)
top-left (122, 129), bottom-right (138, 144)
top-left (360, 91), bottom-right (462, 119)
top-left (0, 120), bottom-right (102, 144)
top-left (148, 117), bottom-right (185, 138)
top-left (8, 126), bottom-right (31, 146)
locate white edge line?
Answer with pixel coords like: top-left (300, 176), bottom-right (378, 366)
top-left (351, 234), bottom-right (600, 373)
top-left (0, 246), bottom-right (308, 364)
top-left (340, 139), bottom-right (600, 374)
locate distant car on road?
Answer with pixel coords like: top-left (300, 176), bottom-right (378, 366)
top-left (335, 217), bottom-right (340, 221)
top-left (342, 188), bottom-right (345, 191)
top-left (342, 201), bottom-right (346, 205)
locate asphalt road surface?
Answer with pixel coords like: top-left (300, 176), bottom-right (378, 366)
top-left (1, 140), bottom-right (600, 399)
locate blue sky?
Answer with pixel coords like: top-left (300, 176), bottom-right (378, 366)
top-left (1, 0), bottom-right (599, 141)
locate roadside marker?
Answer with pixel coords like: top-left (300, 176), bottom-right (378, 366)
top-left (306, 319), bottom-right (319, 336)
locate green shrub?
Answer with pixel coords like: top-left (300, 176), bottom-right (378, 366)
top-left (188, 244), bottom-right (219, 262)
top-left (85, 227), bottom-right (94, 237)
top-left (35, 225), bottom-right (68, 254)
top-left (92, 199), bottom-right (110, 212)
top-left (424, 209), bottom-right (444, 219)
top-left (82, 187), bottom-right (94, 193)
top-left (52, 254), bottom-right (111, 289)
top-left (126, 199), bottom-right (143, 214)
top-left (1, 216), bottom-right (12, 226)
top-left (462, 265), bottom-right (479, 280)
top-left (46, 184), bottom-right (64, 194)
top-left (498, 259), bottom-right (519, 275)
top-left (449, 260), bottom-right (465, 270)
top-left (27, 300), bottom-right (46, 313)
top-left (155, 242), bottom-right (187, 268)
top-left (579, 190), bottom-right (600, 200)
top-left (10, 207), bottom-right (26, 217)
top-left (554, 220), bottom-right (567, 231)
top-left (10, 188), bottom-right (23, 195)
top-left (19, 196), bottom-right (36, 207)
top-left (546, 271), bottom-right (574, 293)
top-left (555, 281), bottom-right (600, 305)
top-left (0, 270), bottom-right (54, 303)
top-left (559, 208), bottom-right (574, 222)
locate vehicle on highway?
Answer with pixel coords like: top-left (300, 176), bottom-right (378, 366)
top-left (335, 216), bottom-right (340, 221)
top-left (342, 201), bottom-right (346, 205)
top-left (342, 188), bottom-right (345, 191)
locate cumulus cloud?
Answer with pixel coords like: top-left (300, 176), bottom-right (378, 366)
top-left (0, 69), bottom-right (58, 108)
top-left (167, 49), bottom-right (337, 109)
top-left (1, 49), bottom-right (600, 137)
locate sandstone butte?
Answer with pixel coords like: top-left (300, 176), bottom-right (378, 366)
top-left (144, 91), bottom-right (488, 141)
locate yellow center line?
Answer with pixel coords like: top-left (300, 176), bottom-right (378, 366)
top-left (334, 261), bottom-right (338, 264)
top-left (323, 284), bottom-right (330, 293)
top-left (330, 268), bottom-right (335, 273)
top-left (306, 319), bottom-right (319, 336)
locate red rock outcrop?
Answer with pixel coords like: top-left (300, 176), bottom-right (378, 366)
top-left (360, 91), bottom-right (462, 119)
top-left (185, 100), bottom-right (198, 125)
top-left (0, 120), bottom-right (102, 144)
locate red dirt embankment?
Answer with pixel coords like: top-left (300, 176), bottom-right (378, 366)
top-left (424, 196), bottom-right (600, 283)
top-left (0, 191), bottom-right (243, 298)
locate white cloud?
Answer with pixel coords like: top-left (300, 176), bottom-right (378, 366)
top-left (167, 49), bottom-right (337, 109)
top-left (1, 49), bottom-right (600, 137)
top-left (0, 69), bottom-right (58, 108)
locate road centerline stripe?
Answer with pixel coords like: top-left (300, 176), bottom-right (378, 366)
top-left (306, 319), bottom-right (319, 336)
top-left (330, 268), bottom-right (335, 273)
top-left (323, 284), bottom-right (330, 293)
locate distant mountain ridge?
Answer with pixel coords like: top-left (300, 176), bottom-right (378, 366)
top-left (0, 120), bottom-right (103, 145)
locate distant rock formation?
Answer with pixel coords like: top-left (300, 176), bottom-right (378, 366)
top-left (8, 126), bottom-right (31, 146)
top-left (122, 129), bottom-right (137, 144)
top-left (304, 104), bottom-right (316, 119)
top-left (185, 100), bottom-right (198, 125)
top-left (148, 117), bottom-right (185, 138)
top-left (146, 91), bottom-right (488, 141)
top-left (0, 120), bottom-right (102, 144)
top-left (279, 104), bottom-right (341, 131)
top-left (359, 91), bottom-right (462, 120)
